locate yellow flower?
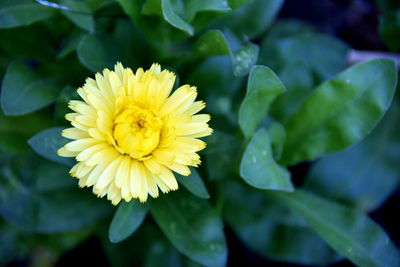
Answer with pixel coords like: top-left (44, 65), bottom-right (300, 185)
top-left (57, 63), bottom-right (212, 205)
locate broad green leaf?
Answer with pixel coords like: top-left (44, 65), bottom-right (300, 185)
top-left (54, 86), bottom-right (80, 125)
top-left (213, 0), bottom-right (283, 39)
top-left (0, 222), bottom-right (19, 265)
top-left (188, 56), bottom-right (243, 123)
top-left (103, 222), bottom-right (202, 267)
top-left (0, 109), bottom-right (53, 154)
top-left (61, 0), bottom-right (94, 32)
top-left (77, 33), bottom-right (124, 72)
top-left (142, 234), bottom-right (182, 267)
top-left (259, 20), bottom-right (315, 70)
top-left (183, 0), bottom-right (230, 22)
top-left (267, 121), bottom-right (286, 160)
top-left (109, 200), bottom-right (148, 243)
top-left (260, 25), bottom-right (348, 81)
top-left (191, 31), bottom-right (258, 77)
top-left (0, 0), bottom-right (32, 9)
top-left (238, 65), bottom-right (286, 138)
top-left (240, 129), bottom-right (293, 191)
top-left (0, 3), bottom-right (55, 28)
top-left (176, 169), bottom-right (210, 199)
top-left (142, 0), bottom-right (162, 16)
top-left (223, 181), bottom-right (340, 266)
top-left (275, 33), bottom-right (349, 80)
top-left (0, 221), bottom-right (93, 265)
top-left (161, 0), bottom-right (194, 35)
top-left (223, 180), bottom-right (307, 228)
top-left (35, 160), bottom-right (75, 192)
top-left (193, 30), bottom-right (230, 57)
top-left (34, 190), bottom-right (109, 233)
top-left (28, 127), bottom-right (74, 166)
top-left (112, 19), bottom-right (145, 67)
top-left (115, 0), bottom-right (141, 21)
top-left (86, 0), bottom-right (114, 10)
top-left (117, 0), bottom-right (164, 48)
top-left (1, 61), bottom-right (58, 116)
top-left (227, 0), bottom-right (252, 9)
top-left (142, 0), bottom-right (230, 31)
top-left (304, 102), bottom-right (400, 212)
top-left (261, 20), bottom-right (315, 44)
top-left (272, 189), bottom-right (400, 267)
top-left (0, 24), bottom-right (55, 60)
top-left (151, 190), bottom-right (227, 266)
top-left (270, 60), bottom-right (314, 122)
top-left (57, 31), bottom-right (84, 59)
top-left (281, 59), bottom-right (398, 166)
top-left (204, 131), bottom-right (242, 181)
top-left (0, 154), bottom-right (110, 233)
top-left (231, 42), bottom-right (259, 76)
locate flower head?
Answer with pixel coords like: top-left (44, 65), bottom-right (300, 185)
top-left (58, 63), bottom-right (212, 204)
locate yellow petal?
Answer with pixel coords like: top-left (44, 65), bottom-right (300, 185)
top-left (62, 128), bottom-right (89, 140)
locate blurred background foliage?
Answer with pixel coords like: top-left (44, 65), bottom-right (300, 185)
top-left (0, 0), bottom-right (399, 266)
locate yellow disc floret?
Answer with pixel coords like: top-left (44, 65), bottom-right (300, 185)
top-left (113, 99), bottom-right (162, 159)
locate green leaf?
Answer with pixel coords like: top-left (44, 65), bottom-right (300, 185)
top-left (142, 234), bottom-right (182, 267)
top-left (183, 0), bottom-right (230, 22)
top-left (270, 60), bottom-right (314, 122)
top-left (151, 190), bottom-right (227, 266)
top-left (304, 102), bottom-right (400, 212)
top-left (35, 160), bottom-right (75, 192)
top-left (61, 0), bottom-right (94, 32)
top-left (0, 107), bottom-right (53, 154)
top-left (28, 127), bottom-right (75, 166)
top-left (281, 59), bottom-right (398, 166)
top-left (109, 200), bottom-right (148, 243)
top-left (0, 3), bottom-right (55, 28)
top-left (57, 31), bottom-right (84, 59)
top-left (117, 0), bottom-right (164, 49)
top-left (272, 189), bottom-right (400, 267)
top-left (213, 0), bottom-right (284, 39)
top-left (188, 55), bottom-right (243, 123)
top-left (260, 26), bottom-right (348, 81)
top-left (204, 130), bottom-right (242, 181)
top-left (259, 20), bottom-right (315, 70)
top-left (192, 30), bottom-right (258, 78)
top-left (54, 86), bottom-right (80, 125)
top-left (86, 0), bottom-right (114, 10)
top-left (143, 0), bottom-right (230, 33)
top-left (161, 0), bottom-right (194, 35)
top-left (193, 30), bottom-right (230, 57)
top-left (240, 129), bottom-right (294, 191)
top-left (231, 42), bottom-right (259, 77)
top-left (223, 180), bottom-right (340, 266)
top-left (0, 24), bottom-right (56, 60)
top-left (0, 154), bottom-right (110, 233)
top-left (238, 65), bottom-right (286, 138)
top-left (1, 61), bottom-right (58, 116)
top-left (267, 121), bottom-right (286, 160)
top-left (176, 169), bottom-right (210, 199)
top-left (0, 223), bottom-right (19, 265)
top-left (276, 33), bottom-right (349, 80)
top-left (77, 33), bottom-right (124, 72)
top-left (142, 0), bottom-right (162, 16)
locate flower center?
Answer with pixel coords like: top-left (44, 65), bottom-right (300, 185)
top-left (113, 101), bottom-right (162, 159)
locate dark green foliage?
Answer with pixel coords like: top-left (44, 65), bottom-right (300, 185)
top-left (0, 1), bottom-right (399, 266)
